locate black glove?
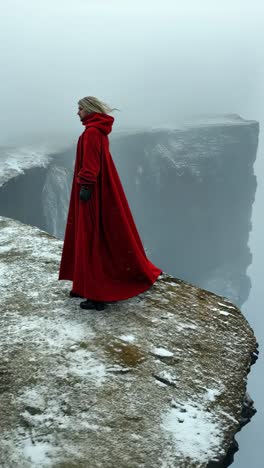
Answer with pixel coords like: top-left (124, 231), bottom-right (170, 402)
top-left (79, 185), bottom-right (93, 201)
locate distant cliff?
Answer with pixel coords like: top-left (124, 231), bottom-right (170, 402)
top-left (111, 116), bottom-right (259, 306)
top-left (0, 115), bottom-right (259, 306)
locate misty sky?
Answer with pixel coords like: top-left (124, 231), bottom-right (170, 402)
top-left (0, 0), bottom-right (264, 143)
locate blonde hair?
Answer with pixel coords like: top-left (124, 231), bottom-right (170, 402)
top-left (78, 96), bottom-right (119, 114)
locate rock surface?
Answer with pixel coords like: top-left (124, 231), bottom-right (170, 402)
top-left (0, 216), bottom-right (257, 467)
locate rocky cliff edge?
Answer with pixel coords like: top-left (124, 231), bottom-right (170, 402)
top-left (0, 216), bottom-right (257, 468)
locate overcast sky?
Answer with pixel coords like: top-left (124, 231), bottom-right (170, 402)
top-left (0, 0), bottom-right (263, 142)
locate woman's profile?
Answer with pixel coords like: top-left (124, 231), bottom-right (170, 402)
top-left (59, 96), bottom-right (162, 310)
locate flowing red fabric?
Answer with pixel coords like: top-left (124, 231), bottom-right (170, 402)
top-left (59, 112), bottom-right (162, 301)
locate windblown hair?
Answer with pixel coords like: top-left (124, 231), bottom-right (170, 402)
top-left (78, 96), bottom-right (119, 114)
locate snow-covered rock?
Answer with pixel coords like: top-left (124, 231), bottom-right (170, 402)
top-left (0, 145), bottom-right (53, 188)
top-left (0, 216), bottom-right (257, 468)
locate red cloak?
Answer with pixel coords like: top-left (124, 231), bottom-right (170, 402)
top-left (59, 112), bottom-right (162, 301)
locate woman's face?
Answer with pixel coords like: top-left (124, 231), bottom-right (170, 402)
top-left (77, 106), bottom-right (89, 121)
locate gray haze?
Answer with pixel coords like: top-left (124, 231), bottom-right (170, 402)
top-left (1, 0), bottom-right (264, 466)
top-left (0, 0), bottom-right (263, 142)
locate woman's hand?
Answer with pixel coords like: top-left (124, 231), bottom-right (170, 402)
top-left (79, 186), bottom-right (93, 201)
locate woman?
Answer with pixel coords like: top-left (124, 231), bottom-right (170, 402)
top-left (59, 96), bottom-right (162, 310)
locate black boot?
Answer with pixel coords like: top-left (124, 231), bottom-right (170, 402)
top-left (94, 302), bottom-right (105, 311)
top-left (80, 300), bottom-right (105, 311)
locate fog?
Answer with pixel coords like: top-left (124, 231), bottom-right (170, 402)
top-left (0, 0), bottom-right (263, 143)
top-left (1, 0), bottom-right (264, 466)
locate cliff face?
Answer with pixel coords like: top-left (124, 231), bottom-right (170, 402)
top-left (0, 116), bottom-right (259, 306)
top-left (111, 117), bottom-right (258, 306)
top-left (0, 146), bottom-right (73, 238)
top-left (0, 216), bottom-right (257, 468)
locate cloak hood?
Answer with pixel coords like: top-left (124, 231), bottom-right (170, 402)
top-left (82, 112), bottom-right (114, 136)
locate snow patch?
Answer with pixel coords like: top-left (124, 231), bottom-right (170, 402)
top-left (18, 387), bottom-right (46, 410)
top-left (155, 380), bottom-right (168, 387)
top-left (61, 349), bottom-right (106, 384)
top-left (152, 347), bottom-right (174, 357)
top-left (211, 307), bottom-right (230, 316)
top-left (23, 439), bottom-right (53, 466)
top-left (176, 322), bottom-right (198, 331)
top-left (118, 334), bottom-right (136, 343)
top-left (217, 302), bottom-right (236, 310)
top-left (161, 401), bottom-right (223, 463)
top-left (4, 315), bottom-right (89, 351)
top-left (204, 388), bottom-right (222, 401)
top-left (156, 370), bottom-right (177, 385)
